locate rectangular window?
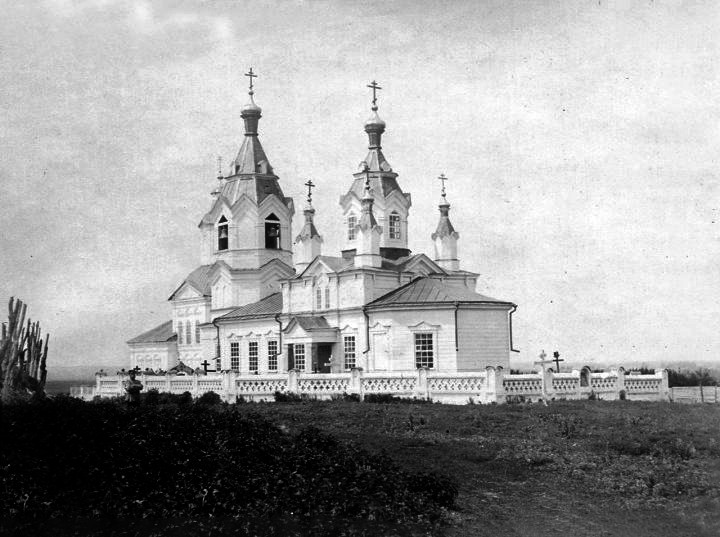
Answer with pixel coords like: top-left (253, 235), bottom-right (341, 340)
top-left (268, 340), bottom-right (278, 372)
top-left (389, 213), bottom-right (401, 239)
top-left (195, 322), bottom-right (201, 344)
top-left (347, 215), bottom-right (357, 240)
top-left (215, 357), bottom-right (222, 372)
top-left (177, 322), bottom-right (183, 345)
top-left (414, 333), bottom-right (434, 369)
top-left (230, 342), bottom-right (240, 372)
top-left (248, 341), bottom-right (258, 372)
top-left (324, 287), bottom-right (330, 309)
top-left (343, 336), bottom-right (356, 370)
top-left (315, 287), bottom-right (322, 310)
top-left (185, 320), bottom-right (192, 345)
top-left (294, 343), bottom-right (305, 371)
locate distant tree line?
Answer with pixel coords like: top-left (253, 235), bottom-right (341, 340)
top-left (667, 368), bottom-right (718, 388)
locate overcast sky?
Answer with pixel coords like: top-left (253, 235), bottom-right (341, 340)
top-left (1, 0), bottom-right (718, 372)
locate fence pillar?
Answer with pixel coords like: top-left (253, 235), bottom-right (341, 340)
top-left (350, 367), bottom-right (363, 398)
top-left (288, 369), bottom-right (299, 394)
top-left (165, 375), bottom-right (171, 393)
top-left (192, 374), bottom-right (199, 397)
top-left (660, 369), bottom-right (669, 401)
top-left (417, 367), bottom-right (430, 400)
top-left (485, 366), bottom-right (505, 403)
top-left (224, 370), bottom-right (236, 402)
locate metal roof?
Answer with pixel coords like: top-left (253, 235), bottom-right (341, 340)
top-left (127, 320), bottom-right (176, 345)
top-left (367, 277), bottom-right (512, 308)
top-left (217, 292), bottom-right (282, 321)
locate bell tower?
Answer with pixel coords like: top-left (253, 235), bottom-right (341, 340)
top-left (340, 81), bottom-right (412, 261)
top-left (198, 68), bottom-right (294, 270)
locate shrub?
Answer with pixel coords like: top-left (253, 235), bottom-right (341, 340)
top-left (196, 391), bottom-right (222, 406)
top-left (363, 393), bottom-right (432, 404)
top-left (142, 388), bottom-right (160, 406)
top-left (273, 390), bottom-right (304, 402)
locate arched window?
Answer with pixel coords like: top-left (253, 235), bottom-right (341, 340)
top-left (217, 216), bottom-right (229, 251)
top-left (347, 214), bottom-right (357, 240)
top-left (185, 320), bottom-right (192, 345)
top-left (389, 212), bottom-right (401, 239)
top-left (265, 213), bottom-right (281, 249)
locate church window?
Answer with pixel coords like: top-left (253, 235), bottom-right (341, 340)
top-left (268, 340), bottom-right (278, 372)
top-left (230, 342), bottom-right (240, 372)
top-left (248, 342), bottom-right (258, 372)
top-left (195, 322), bottom-right (201, 344)
top-left (347, 214), bottom-right (357, 240)
top-left (185, 320), bottom-right (192, 345)
top-left (343, 336), bottom-right (356, 370)
top-left (324, 287), bottom-right (330, 309)
top-left (217, 216), bottom-right (229, 251)
top-left (315, 287), bottom-right (322, 310)
top-left (264, 213), bottom-right (281, 249)
top-left (177, 322), bottom-right (183, 345)
top-left (293, 343), bottom-right (305, 371)
top-left (389, 212), bottom-right (401, 239)
top-left (414, 333), bottom-right (434, 369)
top-left (215, 357), bottom-right (222, 372)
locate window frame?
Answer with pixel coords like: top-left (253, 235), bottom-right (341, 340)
top-left (347, 214), bottom-right (357, 241)
top-left (343, 335), bottom-right (356, 370)
top-left (293, 343), bottom-right (306, 371)
top-left (248, 341), bottom-right (259, 372)
top-left (315, 287), bottom-right (323, 310)
top-left (217, 216), bottom-right (229, 251)
top-left (414, 332), bottom-right (435, 369)
top-left (177, 322), bottom-right (183, 345)
top-left (388, 211), bottom-right (401, 239)
top-left (230, 341), bottom-right (240, 372)
top-left (185, 320), bottom-right (192, 345)
top-left (267, 340), bottom-right (278, 372)
top-left (195, 322), bottom-right (201, 344)
top-left (264, 213), bottom-right (281, 249)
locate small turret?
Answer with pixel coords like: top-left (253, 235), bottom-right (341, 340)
top-left (431, 174), bottom-right (460, 271)
top-left (294, 179), bottom-right (323, 272)
top-left (354, 176), bottom-right (383, 268)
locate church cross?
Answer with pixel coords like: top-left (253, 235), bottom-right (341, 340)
top-left (201, 359), bottom-right (212, 374)
top-left (552, 351), bottom-right (564, 372)
top-left (438, 173), bottom-right (448, 197)
top-left (245, 67), bottom-right (258, 93)
top-left (304, 179), bottom-right (315, 204)
top-left (367, 80), bottom-right (382, 109)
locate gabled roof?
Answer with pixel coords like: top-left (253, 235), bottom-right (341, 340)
top-left (217, 292), bottom-right (282, 321)
top-left (367, 277), bottom-right (513, 308)
top-left (168, 264), bottom-right (216, 300)
top-left (381, 253), bottom-right (446, 274)
top-left (284, 315), bottom-right (332, 333)
top-left (127, 320), bottom-right (176, 345)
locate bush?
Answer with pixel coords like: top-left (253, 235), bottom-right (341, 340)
top-left (273, 390), bottom-right (305, 402)
top-left (196, 391), bottom-right (222, 406)
top-left (0, 398), bottom-right (457, 536)
top-left (363, 393), bottom-right (432, 404)
top-left (142, 388), bottom-right (160, 406)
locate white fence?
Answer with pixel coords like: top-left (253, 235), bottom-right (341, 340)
top-left (81, 366), bottom-right (669, 404)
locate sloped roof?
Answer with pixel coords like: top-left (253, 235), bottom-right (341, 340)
top-left (285, 316), bottom-right (332, 332)
top-left (381, 254), bottom-right (445, 273)
top-left (127, 320), bottom-right (176, 345)
top-left (168, 264), bottom-right (215, 300)
top-left (217, 292), bottom-right (282, 321)
top-left (233, 135), bottom-right (273, 175)
top-left (367, 277), bottom-right (513, 308)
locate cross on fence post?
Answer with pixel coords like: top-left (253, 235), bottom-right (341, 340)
top-left (552, 351), bottom-right (564, 373)
top-left (201, 359), bottom-right (212, 374)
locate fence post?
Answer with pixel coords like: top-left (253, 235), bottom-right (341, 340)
top-left (350, 367), bottom-right (363, 398)
top-left (165, 374), bottom-right (171, 393)
top-left (192, 373), bottom-right (199, 397)
top-left (660, 369), bottom-right (669, 401)
top-left (485, 366), bottom-right (504, 404)
top-left (417, 367), bottom-right (430, 400)
top-left (288, 369), bottom-right (299, 394)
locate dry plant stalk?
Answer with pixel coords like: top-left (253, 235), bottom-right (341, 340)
top-left (0, 297), bottom-right (49, 402)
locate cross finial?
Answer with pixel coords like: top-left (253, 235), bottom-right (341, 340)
top-left (245, 67), bottom-right (258, 94)
top-left (216, 156), bottom-right (223, 180)
top-left (438, 173), bottom-right (448, 198)
top-left (304, 179), bottom-right (315, 204)
top-left (539, 349), bottom-right (547, 361)
top-left (367, 80), bottom-right (382, 111)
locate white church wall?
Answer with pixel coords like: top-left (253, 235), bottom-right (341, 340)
top-left (129, 342), bottom-right (176, 371)
top-left (456, 307), bottom-right (510, 371)
top-left (368, 309), bottom-right (458, 372)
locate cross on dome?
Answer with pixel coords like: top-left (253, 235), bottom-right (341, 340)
top-left (367, 80), bottom-right (382, 111)
top-left (304, 179), bottom-right (315, 204)
top-left (438, 173), bottom-right (448, 198)
top-left (245, 67), bottom-right (257, 95)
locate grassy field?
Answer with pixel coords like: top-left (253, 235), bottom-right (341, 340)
top-left (2, 396), bottom-right (719, 536)
top-left (238, 399), bottom-right (720, 537)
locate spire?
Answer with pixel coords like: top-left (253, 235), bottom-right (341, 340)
top-left (294, 179), bottom-right (323, 272)
top-left (431, 173), bottom-right (460, 271)
top-left (232, 67), bottom-right (273, 175)
top-left (358, 174), bottom-right (378, 230)
top-left (361, 80), bottom-right (391, 172)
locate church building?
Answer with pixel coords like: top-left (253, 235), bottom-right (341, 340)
top-left (127, 73), bottom-right (517, 376)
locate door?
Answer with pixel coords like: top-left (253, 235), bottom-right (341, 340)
top-left (372, 333), bottom-right (388, 371)
top-left (317, 344), bottom-right (333, 373)
top-left (286, 344), bottom-right (295, 371)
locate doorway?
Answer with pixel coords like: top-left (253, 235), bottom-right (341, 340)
top-left (314, 344), bottom-right (333, 373)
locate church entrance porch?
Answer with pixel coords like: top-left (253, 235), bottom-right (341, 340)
top-left (313, 343), bottom-right (333, 373)
top-left (286, 342), bottom-right (335, 373)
